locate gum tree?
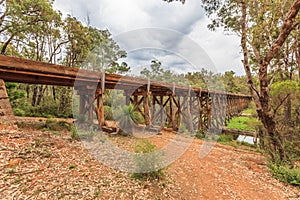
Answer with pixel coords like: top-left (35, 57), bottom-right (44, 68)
top-left (164, 0), bottom-right (300, 162)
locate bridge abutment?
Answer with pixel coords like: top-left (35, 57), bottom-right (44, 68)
top-left (0, 79), bottom-right (15, 124)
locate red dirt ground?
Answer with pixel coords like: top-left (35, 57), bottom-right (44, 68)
top-left (0, 121), bottom-right (299, 199)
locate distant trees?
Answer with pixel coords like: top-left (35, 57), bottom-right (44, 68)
top-left (83, 27), bottom-right (129, 74)
top-left (164, 0), bottom-right (300, 164)
top-left (0, 0), bottom-right (129, 117)
top-left (140, 60), bottom-right (248, 93)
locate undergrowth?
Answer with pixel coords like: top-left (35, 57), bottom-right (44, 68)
top-left (270, 164), bottom-right (300, 186)
top-left (226, 116), bottom-right (260, 131)
top-left (132, 140), bottom-right (166, 182)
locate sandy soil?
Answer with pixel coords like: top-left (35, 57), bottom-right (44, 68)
top-left (0, 122), bottom-right (299, 200)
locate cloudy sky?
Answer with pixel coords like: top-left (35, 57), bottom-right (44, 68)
top-left (53, 0), bottom-right (244, 75)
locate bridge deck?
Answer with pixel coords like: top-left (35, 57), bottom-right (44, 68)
top-left (0, 55), bottom-right (252, 131)
top-left (0, 55), bottom-right (250, 98)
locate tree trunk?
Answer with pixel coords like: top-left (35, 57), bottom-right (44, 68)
top-left (239, 1), bottom-right (300, 162)
top-left (36, 85), bottom-right (47, 106)
top-left (296, 39), bottom-right (300, 79)
top-left (52, 86), bottom-right (56, 101)
top-left (1, 34), bottom-right (14, 54)
top-left (26, 85), bottom-right (30, 99)
top-left (284, 96), bottom-right (292, 123)
top-left (31, 84), bottom-right (38, 106)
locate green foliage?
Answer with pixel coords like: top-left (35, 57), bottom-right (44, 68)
top-left (1, 0), bottom-right (130, 122)
top-left (70, 126), bottom-right (80, 140)
top-left (135, 140), bottom-right (156, 153)
top-left (116, 105), bottom-right (144, 135)
top-left (82, 27), bottom-right (129, 74)
top-left (222, 70), bottom-right (240, 93)
top-left (132, 140), bottom-right (166, 181)
top-left (47, 119), bottom-right (71, 131)
top-left (270, 80), bottom-right (299, 97)
top-left (237, 141), bottom-right (255, 148)
top-left (5, 83), bottom-right (27, 113)
top-left (36, 119), bottom-right (72, 132)
top-left (194, 129), bottom-right (206, 139)
top-left (140, 59), bottom-right (188, 85)
top-left (104, 106), bottom-right (113, 120)
top-left (270, 164), bottom-right (300, 186)
top-left (69, 164), bottom-right (76, 169)
top-left (13, 108), bottom-right (26, 116)
top-left (7, 86), bottom-right (73, 118)
top-left (1, 0), bottom-right (62, 55)
top-left (184, 69), bottom-right (224, 90)
top-left (227, 116), bottom-right (260, 131)
top-left (218, 134), bottom-right (233, 143)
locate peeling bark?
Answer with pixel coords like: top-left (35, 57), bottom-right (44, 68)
top-left (240, 0), bottom-right (300, 162)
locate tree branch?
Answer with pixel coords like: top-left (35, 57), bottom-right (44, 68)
top-left (264, 0), bottom-right (300, 66)
top-left (273, 94), bottom-right (290, 115)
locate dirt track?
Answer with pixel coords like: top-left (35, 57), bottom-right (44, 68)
top-left (168, 140), bottom-right (300, 200)
top-left (0, 123), bottom-right (299, 199)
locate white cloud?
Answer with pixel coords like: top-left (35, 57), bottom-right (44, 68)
top-left (53, 0), bottom-right (244, 75)
top-left (188, 18), bottom-right (244, 75)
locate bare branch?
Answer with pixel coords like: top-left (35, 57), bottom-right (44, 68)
top-left (273, 94), bottom-right (290, 115)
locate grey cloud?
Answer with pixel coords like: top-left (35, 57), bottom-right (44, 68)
top-left (53, 0), bottom-right (244, 75)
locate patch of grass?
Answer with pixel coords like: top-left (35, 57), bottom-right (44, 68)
top-left (94, 186), bottom-right (101, 198)
top-left (42, 119), bottom-right (71, 131)
top-left (218, 140), bottom-right (238, 148)
top-left (237, 141), bottom-right (255, 148)
top-left (194, 129), bottom-right (206, 139)
top-left (242, 108), bottom-right (253, 115)
top-left (17, 119), bottom-right (72, 132)
top-left (218, 134), bottom-right (233, 143)
top-left (8, 168), bottom-right (16, 174)
top-left (270, 164), bottom-right (300, 186)
top-left (69, 164), bottom-right (76, 169)
top-left (217, 134), bottom-right (255, 149)
top-left (38, 148), bottom-right (52, 158)
top-left (227, 116), bottom-right (260, 131)
top-left (132, 140), bottom-right (166, 182)
top-left (14, 176), bottom-right (22, 184)
top-left (70, 126), bottom-right (79, 140)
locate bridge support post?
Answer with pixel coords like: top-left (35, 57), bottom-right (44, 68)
top-left (143, 92), bottom-right (151, 126)
top-left (95, 88), bottom-right (105, 127)
top-left (197, 89), bottom-right (203, 131)
top-left (175, 96), bottom-right (181, 131)
top-left (186, 86), bottom-right (193, 132)
top-left (160, 96), bottom-right (165, 128)
top-left (0, 79), bottom-right (14, 123)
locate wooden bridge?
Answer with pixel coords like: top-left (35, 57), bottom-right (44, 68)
top-left (0, 55), bottom-right (251, 132)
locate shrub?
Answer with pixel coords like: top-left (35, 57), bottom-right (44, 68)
top-left (227, 116), bottom-right (260, 131)
top-left (43, 119), bottom-right (71, 131)
top-left (70, 126), bottom-right (79, 140)
top-left (270, 164), bottom-right (300, 186)
top-left (116, 105), bottom-right (144, 135)
top-left (104, 106), bottom-right (113, 120)
top-left (132, 140), bottom-right (166, 181)
top-left (195, 129), bottom-right (206, 139)
top-left (13, 108), bottom-right (26, 116)
top-left (218, 134), bottom-right (233, 143)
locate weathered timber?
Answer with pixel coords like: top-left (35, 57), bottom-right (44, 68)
top-left (0, 55), bottom-right (252, 133)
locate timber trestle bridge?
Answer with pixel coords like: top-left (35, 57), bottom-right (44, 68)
top-left (0, 55), bottom-right (251, 133)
